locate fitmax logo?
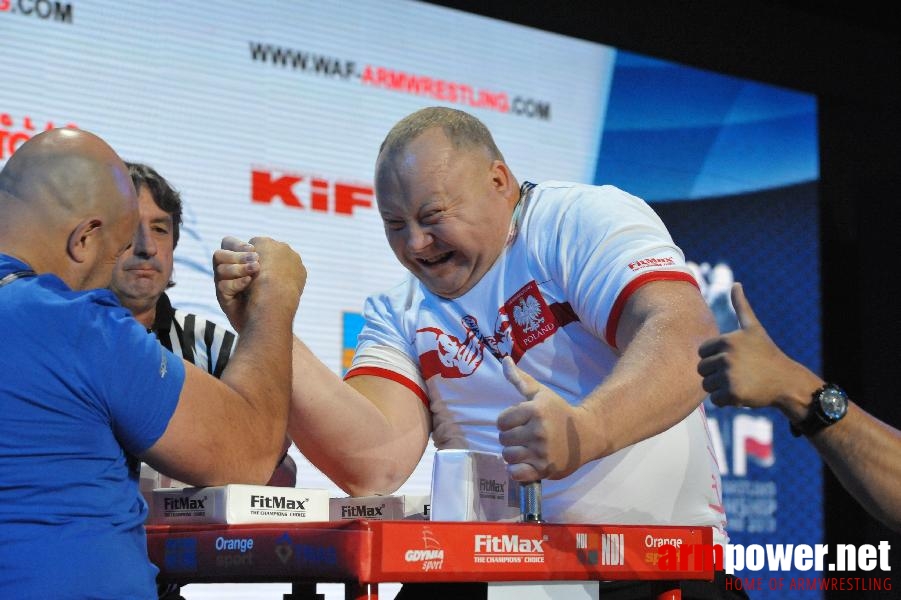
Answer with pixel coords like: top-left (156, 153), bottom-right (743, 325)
top-left (164, 497), bottom-right (206, 510)
top-left (341, 504), bottom-right (384, 518)
top-left (249, 495), bottom-right (307, 510)
top-left (474, 534), bottom-right (544, 553)
top-left (479, 478), bottom-right (505, 493)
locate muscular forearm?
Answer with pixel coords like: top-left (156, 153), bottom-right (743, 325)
top-left (581, 316), bottom-right (713, 460)
top-left (580, 281), bottom-right (718, 460)
top-left (287, 337), bottom-right (428, 495)
top-left (810, 402), bottom-right (901, 531)
top-left (145, 306), bottom-right (295, 487)
top-left (215, 300), bottom-right (295, 480)
top-left (767, 372), bottom-right (901, 530)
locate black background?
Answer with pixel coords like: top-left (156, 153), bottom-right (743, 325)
top-left (426, 1), bottom-right (901, 596)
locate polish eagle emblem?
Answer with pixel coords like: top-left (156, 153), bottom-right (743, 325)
top-left (513, 295), bottom-right (545, 333)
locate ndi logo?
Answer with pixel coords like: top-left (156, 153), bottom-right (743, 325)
top-left (602, 533), bottom-right (624, 566)
top-left (576, 532), bottom-right (623, 566)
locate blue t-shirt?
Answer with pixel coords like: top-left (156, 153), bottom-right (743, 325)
top-left (0, 255), bottom-right (185, 599)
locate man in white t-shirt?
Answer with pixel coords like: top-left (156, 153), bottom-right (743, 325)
top-left (217, 106), bottom-right (742, 598)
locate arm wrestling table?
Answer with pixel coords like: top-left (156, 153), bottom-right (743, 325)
top-left (146, 520), bottom-right (714, 599)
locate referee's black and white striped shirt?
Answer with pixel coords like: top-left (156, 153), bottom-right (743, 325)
top-left (150, 293), bottom-right (236, 376)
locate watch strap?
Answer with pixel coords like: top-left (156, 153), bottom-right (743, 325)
top-left (790, 383), bottom-right (846, 437)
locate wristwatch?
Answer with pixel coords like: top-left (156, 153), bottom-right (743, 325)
top-left (790, 383), bottom-right (849, 437)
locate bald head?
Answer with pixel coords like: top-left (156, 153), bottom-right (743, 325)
top-left (0, 128), bottom-right (138, 290)
top-left (0, 128), bottom-right (135, 214)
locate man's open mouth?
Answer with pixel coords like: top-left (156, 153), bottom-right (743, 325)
top-left (418, 251), bottom-right (454, 266)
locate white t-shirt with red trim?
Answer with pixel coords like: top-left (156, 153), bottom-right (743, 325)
top-left (347, 181), bottom-right (727, 542)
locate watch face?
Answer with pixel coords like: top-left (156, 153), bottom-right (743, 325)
top-left (819, 386), bottom-right (848, 421)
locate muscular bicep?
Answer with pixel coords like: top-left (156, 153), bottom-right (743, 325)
top-left (138, 359), bottom-right (267, 486)
top-left (348, 373), bottom-right (432, 455)
top-left (614, 279), bottom-right (717, 352)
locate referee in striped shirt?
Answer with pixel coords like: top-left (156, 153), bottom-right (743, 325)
top-left (110, 162), bottom-right (235, 372)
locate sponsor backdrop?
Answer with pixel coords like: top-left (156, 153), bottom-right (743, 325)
top-left (1, 1), bottom-right (819, 598)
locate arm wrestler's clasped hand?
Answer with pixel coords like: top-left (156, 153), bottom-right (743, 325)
top-left (213, 235), bottom-right (306, 332)
top-left (497, 356), bottom-right (587, 482)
